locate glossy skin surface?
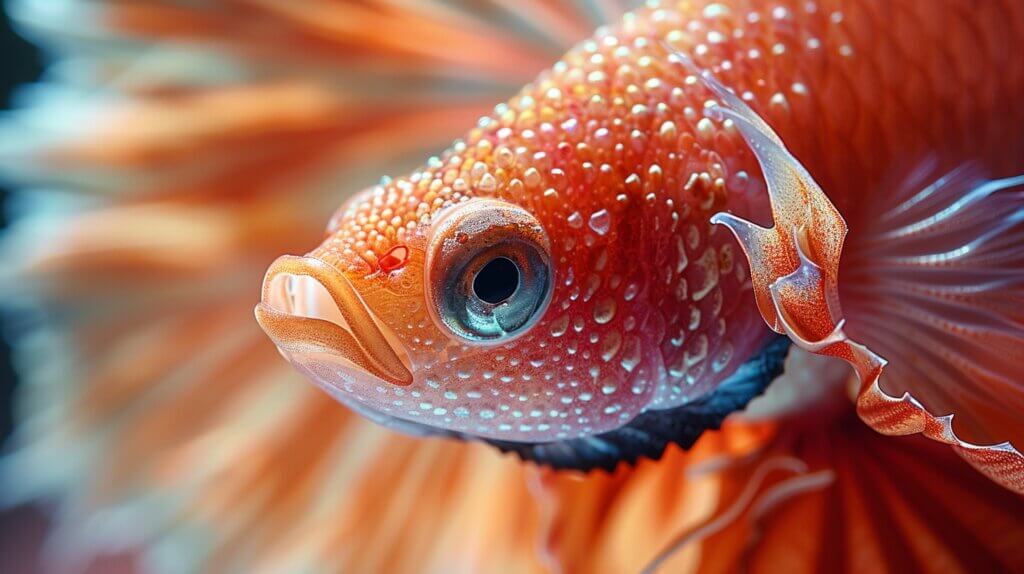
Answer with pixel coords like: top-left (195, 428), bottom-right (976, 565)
top-left (258, 16), bottom-right (773, 442)
top-left (257, 0), bottom-right (1024, 468)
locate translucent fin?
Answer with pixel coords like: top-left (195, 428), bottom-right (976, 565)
top-left (666, 51), bottom-right (1024, 494)
top-left (845, 165), bottom-right (1024, 493)
top-left (640, 456), bottom-right (826, 574)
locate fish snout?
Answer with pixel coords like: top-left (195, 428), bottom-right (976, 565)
top-left (255, 255), bottom-right (413, 386)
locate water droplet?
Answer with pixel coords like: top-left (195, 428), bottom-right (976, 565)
top-left (686, 362), bottom-right (706, 386)
top-left (696, 118), bottom-right (715, 144)
top-left (524, 168), bottom-right (541, 188)
top-left (550, 315), bottom-right (569, 337)
top-left (713, 343), bottom-right (734, 373)
top-left (686, 225), bottom-right (700, 251)
top-left (685, 334), bottom-right (709, 367)
top-left (675, 236), bottom-right (689, 272)
top-left (600, 332), bottom-right (622, 361)
top-left (691, 249), bottom-right (721, 301)
top-left (454, 407), bottom-right (470, 418)
top-left (668, 355), bottom-right (687, 379)
top-left (674, 278), bottom-right (689, 302)
top-left (594, 298), bottom-right (617, 324)
top-left (703, 3), bottom-right (730, 18)
top-left (573, 316), bottom-right (585, 332)
top-left (601, 384), bottom-right (618, 395)
top-left (567, 212), bottom-right (584, 228)
top-left (659, 121), bottom-right (678, 140)
top-left (583, 274), bottom-right (600, 302)
top-left (477, 173), bottom-right (497, 193)
top-left (623, 282), bottom-right (640, 301)
top-left (588, 209), bottom-right (611, 235)
top-left (620, 336), bottom-right (642, 373)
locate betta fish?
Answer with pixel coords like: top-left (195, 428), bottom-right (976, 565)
top-left (3, 0), bottom-right (1024, 572)
top-left (256, 0), bottom-right (1024, 492)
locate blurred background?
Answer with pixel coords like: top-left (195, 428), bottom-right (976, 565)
top-left (0, 3), bottom-right (44, 570)
top-left (0, 2), bottom-right (1020, 572)
top-left (0, 2), bottom-right (634, 572)
top-left (0, 0), bottom-right (38, 469)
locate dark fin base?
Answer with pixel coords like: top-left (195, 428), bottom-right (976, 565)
top-left (482, 336), bottom-right (791, 472)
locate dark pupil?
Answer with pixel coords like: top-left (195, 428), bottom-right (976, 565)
top-left (473, 257), bottom-right (519, 304)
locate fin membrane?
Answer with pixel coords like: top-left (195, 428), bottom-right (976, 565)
top-left (665, 48), bottom-right (1024, 493)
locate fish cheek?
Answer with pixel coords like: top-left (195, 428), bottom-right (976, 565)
top-left (356, 256), bottom-right (442, 362)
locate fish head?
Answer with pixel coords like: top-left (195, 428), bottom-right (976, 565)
top-left (255, 116), bottom-right (668, 442)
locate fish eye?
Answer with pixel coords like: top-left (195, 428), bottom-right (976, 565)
top-left (426, 199), bottom-right (552, 344)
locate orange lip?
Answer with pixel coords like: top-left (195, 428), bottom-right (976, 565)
top-left (254, 255), bottom-right (413, 386)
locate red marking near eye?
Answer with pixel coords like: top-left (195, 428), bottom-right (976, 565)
top-left (378, 245), bottom-right (410, 273)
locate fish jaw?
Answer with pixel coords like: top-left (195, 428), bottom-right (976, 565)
top-left (255, 254), bottom-right (414, 388)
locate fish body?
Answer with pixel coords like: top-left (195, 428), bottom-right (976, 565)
top-left (255, 0), bottom-right (1024, 485)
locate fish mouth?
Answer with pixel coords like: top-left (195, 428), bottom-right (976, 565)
top-left (255, 255), bottom-right (413, 386)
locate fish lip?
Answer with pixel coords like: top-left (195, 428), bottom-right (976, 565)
top-left (254, 254), bottom-right (413, 386)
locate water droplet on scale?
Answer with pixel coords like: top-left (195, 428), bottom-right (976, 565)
top-left (594, 298), bottom-right (617, 324)
top-left (620, 336), bottom-right (641, 373)
top-left (588, 209), bottom-right (611, 235)
top-left (601, 332), bottom-right (622, 361)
